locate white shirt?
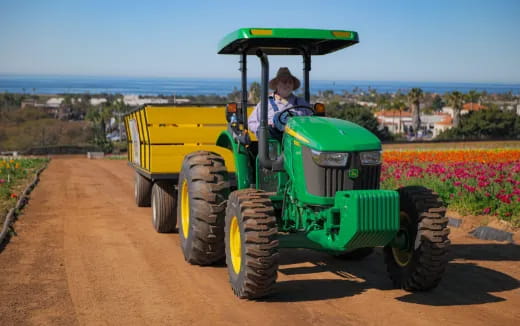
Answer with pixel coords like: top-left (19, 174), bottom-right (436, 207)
top-left (248, 93), bottom-right (311, 134)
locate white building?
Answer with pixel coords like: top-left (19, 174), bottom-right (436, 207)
top-left (375, 110), bottom-right (453, 138)
top-left (374, 110), bottom-right (412, 134)
top-left (46, 97), bottom-right (64, 108)
top-left (123, 95), bottom-right (169, 106)
top-left (90, 98), bottom-right (108, 106)
top-left (442, 103), bottom-right (487, 117)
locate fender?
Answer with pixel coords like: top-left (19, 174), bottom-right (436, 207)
top-left (216, 130), bottom-right (252, 189)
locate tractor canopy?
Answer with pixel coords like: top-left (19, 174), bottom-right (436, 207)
top-left (218, 28), bottom-right (359, 55)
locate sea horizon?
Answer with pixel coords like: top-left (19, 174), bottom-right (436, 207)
top-left (1, 74), bottom-right (519, 96)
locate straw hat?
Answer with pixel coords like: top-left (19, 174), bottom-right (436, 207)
top-left (269, 67), bottom-right (301, 90)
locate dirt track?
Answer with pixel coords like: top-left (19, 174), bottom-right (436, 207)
top-left (0, 156), bottom-right (519, 325)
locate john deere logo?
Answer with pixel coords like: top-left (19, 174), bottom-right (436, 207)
top-left (348, 169), bottom-right (359, 178)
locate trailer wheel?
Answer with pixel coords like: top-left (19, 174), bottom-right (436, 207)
top-left (384, 186), bottom-right (450, 291)
top-left (135, 172), bottom-right (152, 207)
top-left (151, 181), bottom-right (177, 233)
top-left (177, 151), bottom-right (230, 265)
top-left (225, 189), bottom-right (279, 299)
top-left (334, 247), bottom-right (374, 260)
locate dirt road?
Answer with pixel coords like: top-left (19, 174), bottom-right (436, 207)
top-left (0, 157), bottom-right (519, 325)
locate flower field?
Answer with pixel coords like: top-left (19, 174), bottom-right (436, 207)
top-left (381, 149), bottom-right (520, 226)
top-left (0, 157), bottom-right (49, 223)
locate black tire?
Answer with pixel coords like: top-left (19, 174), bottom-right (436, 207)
top-left (151, 181), bottom-right (177, 233)
top-left (334, 247), bottom-right (374, 260)
top-left (177, 151), bottom-right (229, 265)
top-left (135, 172), bottom-right (152, 207)
top-left (384, 186), bottom-right (450, 291)
top-left (225, 189), bottom-right (279, 299)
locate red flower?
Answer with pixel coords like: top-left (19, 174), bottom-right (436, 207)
top-left (10, 193), bottom-right (18, 199)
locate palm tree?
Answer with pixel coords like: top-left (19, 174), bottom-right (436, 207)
top-left (391, 99), bottom-right (407, 134)
top-left (407, 88), bottom-right (423, 136)
top-left (465, 89), bottom-right (481, 111)
top-left (446, 91), bottom-right (464, 128)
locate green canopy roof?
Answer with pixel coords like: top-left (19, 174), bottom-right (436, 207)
top-left (218, 28), bottom-right (359, 55)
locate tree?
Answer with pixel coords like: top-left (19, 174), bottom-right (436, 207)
top-left (445, 91), bottom-right (464, 128)
top-left (436, 109), bottom-right (519, 140)
top-left (248, 82), bottom-right (260, 104)
top-left (407, 88), bottom-right (423, 135)
top-left (432, 95), bottom-right (444, 111)
top-left (86, 104), bottom-right (113, 152)
top-left (326, 103), bottom-right (392, 141)
top-left (390, 99), bottom-right (407, 134)
top-left (465, 89), bottom-right (481, 111)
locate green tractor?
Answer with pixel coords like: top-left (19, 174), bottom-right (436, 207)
top-left (177, 28), bottom-right (450, 299)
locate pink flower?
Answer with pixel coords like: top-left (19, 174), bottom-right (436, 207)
top-left (482, 207), bottom-right (491, 214)
top-left (0, 179), bottom-right (5, 184)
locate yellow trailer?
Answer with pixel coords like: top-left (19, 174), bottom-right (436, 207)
top-left (124, 104), bottom-right (241, 177)
top-left (124, 104), bottom-right (254, 232)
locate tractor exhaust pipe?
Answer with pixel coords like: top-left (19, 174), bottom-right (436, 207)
top-left (256, 50), bottom-right (284, 171)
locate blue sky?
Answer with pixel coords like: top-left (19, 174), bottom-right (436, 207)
top-left (0, 0), bottom-right (519, 83)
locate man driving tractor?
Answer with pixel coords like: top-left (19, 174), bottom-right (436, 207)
top-left (248, 67), bottom-right (313, 137)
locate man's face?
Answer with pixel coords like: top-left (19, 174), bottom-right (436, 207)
top-left (276, 76), bottom-right (294, 98)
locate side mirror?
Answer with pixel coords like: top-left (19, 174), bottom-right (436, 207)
top-left (314, 103), bottom-right (325, 116)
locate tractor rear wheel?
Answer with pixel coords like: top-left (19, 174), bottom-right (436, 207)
top-left (177, 151), bottom-right (230, 265)
top-left (384, 186), bottom-right (450, 291)
top-left (135, 172), bottom-right (152, 207)
top-left (225, 189), bottom-right (279, 299)
top-left (151, 181), bottom-right (177, 233)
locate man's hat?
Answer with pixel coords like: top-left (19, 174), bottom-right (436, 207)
top-left (269, 67), bottom-right (301, 90)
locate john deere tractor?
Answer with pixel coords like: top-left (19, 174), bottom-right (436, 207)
top-left (176, 28), bottom-right (450, 299)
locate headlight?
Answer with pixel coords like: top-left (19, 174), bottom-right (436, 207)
top-left (311, 150), bottom-right (348, 167)
top-left (360, 151), bottom-right (382, 165)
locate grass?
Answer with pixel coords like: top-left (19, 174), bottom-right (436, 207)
top-left (0, 157), bottom-right (49, 228)
top-left (105, 154), bottom-right (127, 160)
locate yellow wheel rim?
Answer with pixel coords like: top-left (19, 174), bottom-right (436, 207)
top-left (181, 179), bottom-right (190, 238)
top-left (229, 216), bottom-right (242, 274)
top-left (392, 212), bottom-right (413, 267)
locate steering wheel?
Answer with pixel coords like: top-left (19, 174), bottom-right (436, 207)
top-left (273, 105), bottom-right (315, 131)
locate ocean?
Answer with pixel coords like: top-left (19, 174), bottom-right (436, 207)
top-left (0, 75), bottom-right (519, 96)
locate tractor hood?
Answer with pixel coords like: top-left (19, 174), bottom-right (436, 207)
top-left (285, 116), bottom-right (381, 152)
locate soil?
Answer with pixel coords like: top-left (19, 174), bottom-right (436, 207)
top-left (0, 156), bottom-right (519, 325)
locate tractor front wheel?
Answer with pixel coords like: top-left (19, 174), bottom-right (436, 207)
top-left (225, 189), bottom-right (279, 299)
top-left (177, 151), bottom-right (230, 265)
top-left (384, 186), bottom-right (450, 291)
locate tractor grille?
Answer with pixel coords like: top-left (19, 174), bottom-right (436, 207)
top-left (303, 146), bottom-right (380, 197)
